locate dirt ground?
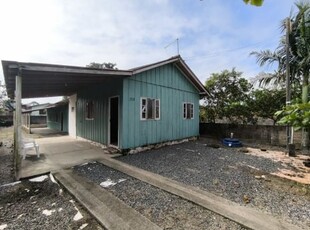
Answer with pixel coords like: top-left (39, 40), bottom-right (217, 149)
top-left (243, 147), bottom-right (310, 184)
top-left (202, 136), bottom-right (310, 184)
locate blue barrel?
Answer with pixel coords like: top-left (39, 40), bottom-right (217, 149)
top-left (222, 138), bottom-right (242, 147)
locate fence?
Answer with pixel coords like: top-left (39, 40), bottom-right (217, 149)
top-left (200, 123), bottom-right (302, 148)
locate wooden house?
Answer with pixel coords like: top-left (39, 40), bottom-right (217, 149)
top-left (3, 56), bottom-right (208, 151)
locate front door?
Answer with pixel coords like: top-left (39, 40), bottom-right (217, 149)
top-left (109, 96), bottom-right (119, 146)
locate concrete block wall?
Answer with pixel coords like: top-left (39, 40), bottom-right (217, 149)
top-left (200, 123), bottom-right (302, 148)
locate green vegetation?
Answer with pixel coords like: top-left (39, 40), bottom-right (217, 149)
top-left (276, 103), bottom-right (310, 131)
top-left (201, 69), bottom-right (286, 124)
top-left (202, 68), bottom-right (252, 123)
top-left (243, 0), bottom-right (264, 7)
top-left (251, 1), bottom-right (310, 145)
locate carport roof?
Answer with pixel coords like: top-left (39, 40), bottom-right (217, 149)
top-left (2, 56), bottom-right (208, 99)
top-left (2, 60), bottom-right (132, 99)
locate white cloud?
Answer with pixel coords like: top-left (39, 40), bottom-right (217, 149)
top-left (0, 0), bottom-right (296, 103)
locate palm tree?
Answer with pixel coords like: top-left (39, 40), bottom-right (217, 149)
top-left (290, 1), bottom-right (310, 103)
top-left (251, 1), bottom-right (310, 147)
top-left (251, 1), bottom-right (309, 97)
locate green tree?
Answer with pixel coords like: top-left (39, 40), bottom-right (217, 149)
top-left (290, 1), bottom-right (310, 103)
top-left (249, 89), bottom-right (286, 124)
top-left (86, 62), bottom-right (118, 70)
top-left (203, 68), bottom-right (252, 123)
top-left (0, 81), bottom-right (8, 114)
top-left (276, 103), bottom-right (310, 131)
top-left (243, 0), bottom-right (264, 7)
top-left (251, 1), bottom-right (310, 146)
top-left (251, 1), bottom-right (310, 102)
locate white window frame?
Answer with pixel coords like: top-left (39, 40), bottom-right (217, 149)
top-left (140, 97), bottom-right (160, 120)
top-left (183, 102), bottom-right (194, 119)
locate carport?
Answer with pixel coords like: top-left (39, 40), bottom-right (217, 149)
top-left (20, 134), bottom-right (121, 178)
top-left (2, 60), bottom-right (131, 179)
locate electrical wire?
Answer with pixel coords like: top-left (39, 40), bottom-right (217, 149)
top-left (183, 38), bottom-right (278, 62)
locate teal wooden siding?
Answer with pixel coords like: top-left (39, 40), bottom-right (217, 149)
top-left (76, 80), bottom-right (123, 146)
top-left (122, 63), bottom-right (200, 149)
top-left (47, 105), bottom-right (68, 132)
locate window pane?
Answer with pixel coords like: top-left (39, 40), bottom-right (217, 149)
top-left (141, 98), bottom-right (146, 119)
top-left (141, 97), bottom-right (159, 120)
top-left (190, 104), bottom-right (194, 119)
top-left (155, 99), bottom-right (160, 119)
top-left (86, 101), bottom-right (94, 119)
top-left (186, 103), bottom-right (190, 119)
top-left (147, 98), bottom-right (154, 119)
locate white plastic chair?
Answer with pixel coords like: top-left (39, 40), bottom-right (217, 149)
top-left (21, 139), bottom-right (40, 160)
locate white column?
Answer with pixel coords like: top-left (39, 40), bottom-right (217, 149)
top-left (68, 94), bottom-right (77, 137)
top-left (15, 74), bottom-right (22, 179)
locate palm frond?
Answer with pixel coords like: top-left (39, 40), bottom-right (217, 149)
top-left (250, 50), bottom-right (281, 67)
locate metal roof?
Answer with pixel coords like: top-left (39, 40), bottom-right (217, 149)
top-left (2, 56), bottom-right (208, 99)
top-left (131, 55), bottom-right (208, 95)
top-left (2, 61), bottom-right (132, 99)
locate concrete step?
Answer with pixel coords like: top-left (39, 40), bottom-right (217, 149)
top-left (54, 170), bottom-right (162, 230)
top-left (97, 157), bottom-right (304, 230)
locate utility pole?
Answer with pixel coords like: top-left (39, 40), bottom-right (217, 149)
top-left (285, 18), bottom-right (295, 155)
top-left (15, 71), bottom-right (22, 179)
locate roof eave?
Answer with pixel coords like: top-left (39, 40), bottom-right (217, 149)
top-left (131, 56), bottom-right (181, 74)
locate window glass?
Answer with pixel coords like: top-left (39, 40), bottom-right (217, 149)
top-left (183, 103), bottom-right (194, 119)
top-left (141, 97), bottom-right (160, 120)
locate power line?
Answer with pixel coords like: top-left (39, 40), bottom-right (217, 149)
top-left (183, 39), bottom-right (278, 62)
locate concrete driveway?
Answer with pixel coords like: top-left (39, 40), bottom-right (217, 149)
top-left (20, 135), bottom-right (117, 178)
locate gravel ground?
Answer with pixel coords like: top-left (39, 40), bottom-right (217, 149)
top-left (0, 176), bottom-right (103, 230)
top-left (0, 146), bottom-right (14, 185)
top-left (0, 128), bottom-right (14, 185)
top-left (116, 140), bottom-right (310, 229)
top-left (74, 162), bottom-right (246, 230)
top-left (0, 127), bottom-right (103, 230)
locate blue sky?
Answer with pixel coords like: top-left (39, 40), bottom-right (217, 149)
top-left (0, 0), bottom-right (297, 103)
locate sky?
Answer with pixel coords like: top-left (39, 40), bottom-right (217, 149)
top-left (0, 0), bottom-right (298, 104)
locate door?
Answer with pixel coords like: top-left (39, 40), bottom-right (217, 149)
top-left (109, 96), bottom-right (119, 146)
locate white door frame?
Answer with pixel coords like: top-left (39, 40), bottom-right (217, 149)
top-left (108, 95), bottom-right (120, 147)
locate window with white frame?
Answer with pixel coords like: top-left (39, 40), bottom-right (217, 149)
top-left (141, 97), bottom-right (160, 120)
top-left (183, 103), bottom-right (194, 119)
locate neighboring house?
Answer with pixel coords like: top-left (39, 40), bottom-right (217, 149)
top-left (22, 103), bottom-right (51, 130)
top-left (3, 56), bottom-right (208, 151)
top-left (46, 100), bottom-right (69, 132)
top-left (23, 102), bottom-right (50, 116)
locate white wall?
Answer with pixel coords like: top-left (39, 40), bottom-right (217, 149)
top-left (68, 94), bottom-right (77, 137)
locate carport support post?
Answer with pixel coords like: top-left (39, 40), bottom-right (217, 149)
top-left (14, 74), bottom-right (22, 180)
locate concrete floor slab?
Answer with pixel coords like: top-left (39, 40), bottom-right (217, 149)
top-left (20, 135), bottom-right (115, 178)
top-left (54, 169), bottom-right (162, 230)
